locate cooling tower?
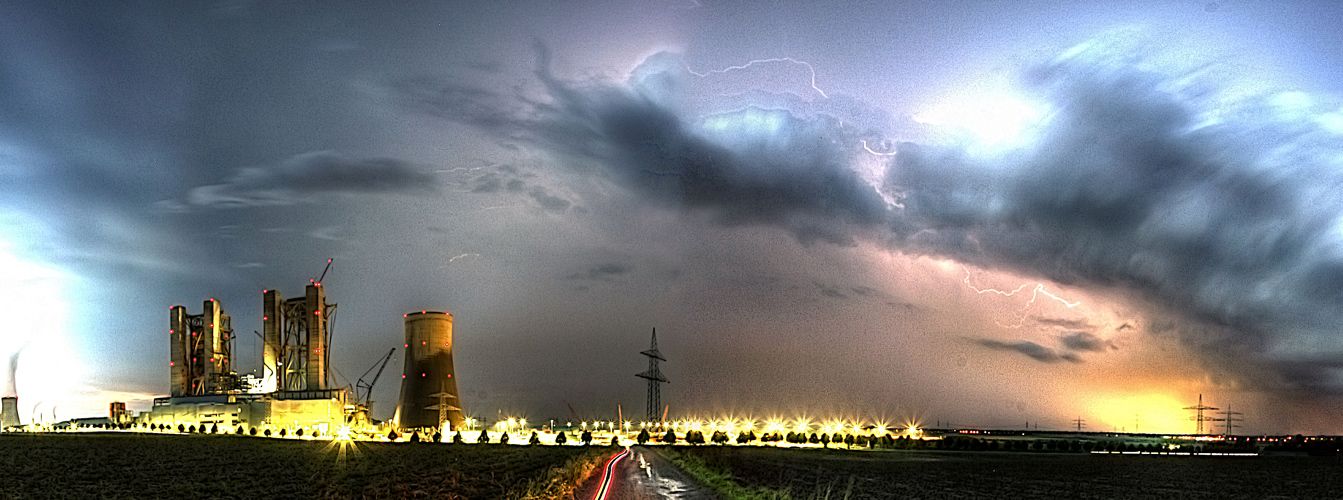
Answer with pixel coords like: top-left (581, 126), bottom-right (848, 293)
top-left (1, 397), bottom-right (19, 429)
top-left (394, 311), bottom-right (464, 431)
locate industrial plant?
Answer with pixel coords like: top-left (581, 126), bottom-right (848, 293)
top-left (117, 266), bottom-right (465, 437)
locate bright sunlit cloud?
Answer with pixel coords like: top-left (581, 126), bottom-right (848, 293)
top-left (913, 94), bottom-right (1045, 148)
top-left (0, 221), bottom-right (81, 424)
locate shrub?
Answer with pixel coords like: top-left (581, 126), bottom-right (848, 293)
top-left (663, 429), bottom-right (677, 443)
top-left (264, 429), bottom-right (272, 437)
top-left (249, 427), bottom-right (257, 436)
top-left (387, 429), bottom-right (399, 441)
top-left (529, 431), bottom-right (541, 445)
top-left (433, 431), bottom-right (442, 443)
top-left (500, 433), bottom-right (510, 445)
top-left (477, 431), bottom-right (490, 444)
top-left (279, 429), bottom-right (286, 438)
top-left (453, 431), bottom-right (464, 444)
top-left (581, 430), bottom-right (593, 445)
top-left (409, 432), bottom-right (420, 443)
top-left (638, 429), bottom-right (651, 444)
top-left (556, 431), bottom-right (568, 445)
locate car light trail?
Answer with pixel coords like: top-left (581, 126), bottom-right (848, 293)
top-left (592, 447), bottom-right (631, 500)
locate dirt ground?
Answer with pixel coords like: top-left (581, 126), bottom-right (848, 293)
top-left (676, 446), bottom-right (1343, 499)
top-left (0, 433), bottom-right (602, 500)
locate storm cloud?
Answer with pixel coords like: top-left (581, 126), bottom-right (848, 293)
top-left (186, 151), bottom-right (438, 208)
top-left (974, 339), bottom-right (1082, 364)
top-left (415, 38), bottom-right (1343, 396)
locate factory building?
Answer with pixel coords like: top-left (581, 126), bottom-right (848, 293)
top-left (394, 311), bottom-right (464, 431)
top-left (137, 284), bottom-right (355, 436)
top-left (109, 402), bottom-right (129, 426)
top-left (1, 396), bottom-right (19, 429)
top-left (169, 299), bottom-right (236, 396)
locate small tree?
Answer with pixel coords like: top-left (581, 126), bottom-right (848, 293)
top-left (453, 431), bottom-right (465, 444)
top-left (581, 430), bottom-right (593, 445)
top-left (432, 431), bottom-right (442, 443)
top-left (264, 428), bottom-right (273, 437)
top-left (249, 427), bottom-right (258, 436)
top-left (663, 429), bottom-right (677, 444)
top-left (820, 433), bottom-right (831, 448)
top-left (687, 430), bottom-right (706, 445)
top-left (556, 431), bottom-right (569, 445)
top-left (844, 434), bottom-right (855, 448)
top-left (529, 431), bottom-right (541, 445)
top-left (279, 428), bottom-right (287, 438)
top-left (477, 430), bottom-right (490, 444)
top-left (409, 432), bottom-right (420, 443)
top-left (711, 431), bottom-right (729, 445)
top-left (637, 428), bottom-right (651, 445)
top-left (387, 429), bottom-right (399, 441)
top-left (209, 423), bottom-right (218, 434)
top-left (500, 433), bottom-right (510, 445)
top-left (236, 426), bottom-right (244, 435)
top-left (296, 428), bottom-right (304, 438)
top-left (177, 424), bottom-right (185, 433)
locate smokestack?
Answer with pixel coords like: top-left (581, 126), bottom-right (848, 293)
top-left (1, 397), bottom-right (18, 429)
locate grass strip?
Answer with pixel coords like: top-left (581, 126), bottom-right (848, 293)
top-left (505, 446), bottom-right (612, 500)
top-left (659, 447), bottom-right (793, 500)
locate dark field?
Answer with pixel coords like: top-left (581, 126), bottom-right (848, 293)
top-left (673, 446), bottom-right (1343, 499)
top-left (0, 433), bottom-right (607, 500)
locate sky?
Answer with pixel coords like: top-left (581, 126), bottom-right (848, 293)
top-left (2, 0), bottom-right (1343, 435)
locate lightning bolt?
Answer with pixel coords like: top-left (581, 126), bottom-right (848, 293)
top-left (448, 253), bottom-right (479, 263)
top-left (961, 265), bottom-right (1081, 327)
top-left (687, 57), bottom-right (830, 99)
top-left (861, 139), bottom-right (898, 156)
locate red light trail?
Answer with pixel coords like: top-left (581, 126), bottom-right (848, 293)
top-left (591, 447), bottom-right (630, 500)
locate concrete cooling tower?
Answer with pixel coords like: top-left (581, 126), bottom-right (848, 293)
top-left (1, 397), bottom-right (19, 429)
top-left (394, 311), bottom-right (464, 431)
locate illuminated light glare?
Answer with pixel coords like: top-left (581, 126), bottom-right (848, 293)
top-left (913, 93), bottom-right (1043, 148)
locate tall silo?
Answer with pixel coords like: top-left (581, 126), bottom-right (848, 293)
top-left (394, 311), bottom-right (464, 431)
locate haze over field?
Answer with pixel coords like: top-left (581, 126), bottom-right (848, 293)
top-left (3, 0), bottom-right (1343, 434)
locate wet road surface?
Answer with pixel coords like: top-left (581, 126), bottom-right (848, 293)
top-left (572, 446), bottom-right (719, 500)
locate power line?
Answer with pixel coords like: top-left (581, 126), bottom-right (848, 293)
top-left (1183, 394), bottom-right (1220, 435)
top-left (1216, 404), bottom-right (1244, 436)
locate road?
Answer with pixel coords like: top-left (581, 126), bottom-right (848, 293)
top-left (572, 446), bottom-right (720, 500)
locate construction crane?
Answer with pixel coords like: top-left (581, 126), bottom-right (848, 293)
top-left (356, 348), bottom-right (396, 411)
top-left (313, 258), bottom-right (333, 286)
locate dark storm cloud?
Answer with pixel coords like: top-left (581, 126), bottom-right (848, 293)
top-left (1032, 316), bottom-right (1094, 331)
top-left (567, 263), bottom-right (633, 281)
top-left (408, 39), bottom-right (1343, 396)
top-left (890, 41), bottom-right (1343, 394)
top-left (186, 151), bottom-right (438, 208)
top-left (1059, 331), bottom-right (1115, 353)
top-left (973, 339), bottom-right (1082, 364)
top-left (399, 48), bottom-right (892, 245)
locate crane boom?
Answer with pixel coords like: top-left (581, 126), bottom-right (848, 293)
top-left (356, 348), bottom-right (396, 409)
top-left (315, 258), bottom-right (333, 285)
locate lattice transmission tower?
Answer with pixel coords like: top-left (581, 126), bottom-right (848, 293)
top-left (635, 328), bottom-right (669, 422)
top-left (1184, 394), bottom-right (1220, 435)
